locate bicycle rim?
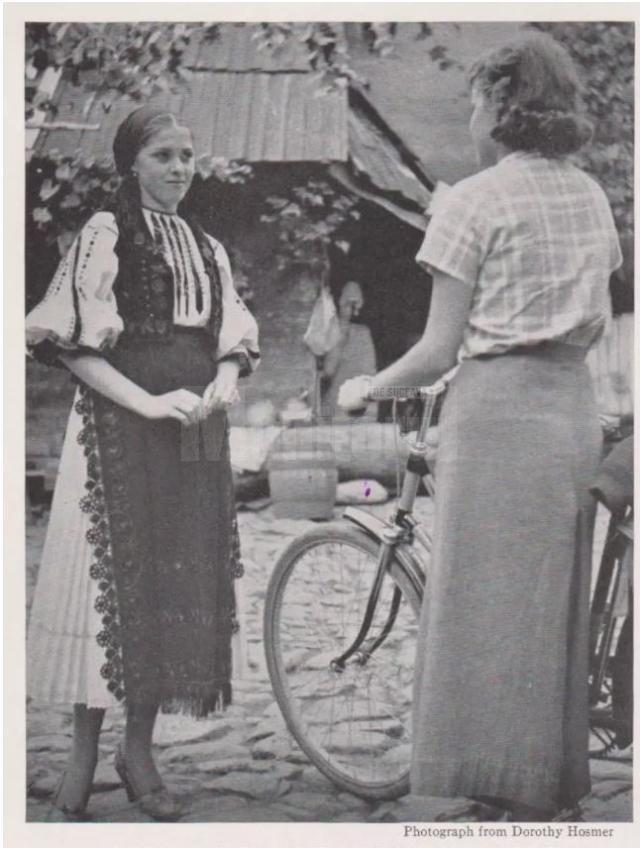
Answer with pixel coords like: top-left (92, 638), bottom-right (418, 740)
top-left (264, 523), bottom-right (422, 800)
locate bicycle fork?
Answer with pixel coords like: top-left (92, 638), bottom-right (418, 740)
top-left (329, 530), bottom-right (406, 673)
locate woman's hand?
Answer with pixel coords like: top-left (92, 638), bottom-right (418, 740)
top-left (203, 361), bottom-right (240, 414)
top-left (139, 389), bottom-right (205, 426)
top-left (338, 375), bottom-right (373, 412)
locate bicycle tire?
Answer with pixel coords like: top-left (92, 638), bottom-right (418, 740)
top-left (264, 521), bottom-right (423, 800)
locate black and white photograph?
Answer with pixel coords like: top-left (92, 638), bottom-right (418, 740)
top-left (4, 2), bottom-right (635, 841)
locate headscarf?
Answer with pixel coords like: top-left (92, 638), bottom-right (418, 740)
top-left (112, 106), bottom-right (177, 176)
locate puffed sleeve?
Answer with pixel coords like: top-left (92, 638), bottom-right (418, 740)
top-left (416, 179), bottom-right (492, 287)
top-left (208, 236), bottom-right (260, 377)
top-left (26, 211), bottom-right (123, 365)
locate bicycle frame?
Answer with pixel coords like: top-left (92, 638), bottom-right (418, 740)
top-left (331, 382), bottom-right (446, 671)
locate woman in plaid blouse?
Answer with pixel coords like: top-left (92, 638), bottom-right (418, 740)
top-left (339, 32), bottom-right (622, 821)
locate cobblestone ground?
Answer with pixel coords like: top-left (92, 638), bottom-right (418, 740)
top-left (26, 500), bottom-right (632, 823)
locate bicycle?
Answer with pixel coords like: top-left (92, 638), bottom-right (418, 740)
top-left (263, 380), bottom-right (633, 801)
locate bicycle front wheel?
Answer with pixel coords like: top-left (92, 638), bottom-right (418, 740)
top-left (264, 522), bottom-right (423, 800)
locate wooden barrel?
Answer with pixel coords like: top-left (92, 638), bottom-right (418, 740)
top-left (267, 439), bottom-right (338, 520)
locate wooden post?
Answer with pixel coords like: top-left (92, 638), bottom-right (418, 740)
top-left (313, 355), bottom-right (325, 423)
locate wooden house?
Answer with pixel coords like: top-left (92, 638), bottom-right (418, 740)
top-left (28, 24), bottom-right (442, 419)
top-left (27, 22), bottom-right (633, 423)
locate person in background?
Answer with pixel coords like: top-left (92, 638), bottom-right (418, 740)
top-left (319, 281), bottom-right (376, 423)
top-left (338, 32), bottom-right (622, 821)
top-left (26, 106), bottom-right (259, 822)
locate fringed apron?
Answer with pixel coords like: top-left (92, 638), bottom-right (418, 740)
top-left (74, 328), bottom-right (242, 716)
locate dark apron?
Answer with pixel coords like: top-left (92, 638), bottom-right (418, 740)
top-left (75, 328), bottom-right (242, 716)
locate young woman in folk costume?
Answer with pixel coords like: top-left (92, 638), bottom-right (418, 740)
top-left (26, 106), bottom-right (259, 821)
top-left (339, 33), bottom-right (622, 821)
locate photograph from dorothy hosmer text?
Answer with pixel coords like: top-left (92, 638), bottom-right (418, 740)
top-left (16, 12), bottom-right (634, 832)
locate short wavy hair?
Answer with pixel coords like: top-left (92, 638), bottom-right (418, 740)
top-left (469, 31), bottom-right (593, 157)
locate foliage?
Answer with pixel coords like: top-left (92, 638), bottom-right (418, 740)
top-left (25, 21), bottom-right (634, 294)
top-left (28, 153), bottom-right (119, 248)
top-left (25, 21), bottom-right (359, 119)
top-left (25, 21), bottom-right (461, 119)
top-left (24, 22), bottom-right (367, 268)
top-left (260, 182), bottom-right (360, 283)
top-left (25, 22), bottom-right (213, 118)
top-left (250, 22), bottom-right (464, 86)
top-left (359, 22), bottom-right (463, 71)
top-left (253, 22), bottom-right (363, 89)
top-left (531, 22), bottom-right (634, 235)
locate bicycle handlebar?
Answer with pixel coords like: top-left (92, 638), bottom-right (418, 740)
top-left (342, 373), bottom-right (453, 417)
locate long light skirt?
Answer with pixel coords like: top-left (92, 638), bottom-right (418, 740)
top-left (410, 345), bottom-right (602, 812)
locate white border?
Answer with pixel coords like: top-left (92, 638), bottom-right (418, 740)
top-left (5, 4), bottom-right (639, 847)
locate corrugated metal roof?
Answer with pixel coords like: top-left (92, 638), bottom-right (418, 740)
top-left (348, 110), bottom-right (432, 210)
top-left (34, 73), bottom-right (348, 163)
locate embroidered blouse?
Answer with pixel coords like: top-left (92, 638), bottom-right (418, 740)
top-left (26, 210), bottom-right (259, 370)
top-left (141, 208), bottom-right (212, 326)
top-left (417, 151), bottom-right (623, 361)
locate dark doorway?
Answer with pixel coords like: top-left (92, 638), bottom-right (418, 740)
top-left (329, 200), bottom-right (433, 420)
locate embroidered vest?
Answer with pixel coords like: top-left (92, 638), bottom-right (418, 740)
top-left (112, 205), bottom-right (223, 349)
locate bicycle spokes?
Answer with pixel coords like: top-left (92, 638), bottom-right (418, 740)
top-left (264, 529), bottom-right (421, 797)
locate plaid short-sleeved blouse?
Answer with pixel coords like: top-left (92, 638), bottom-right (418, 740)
top-left (417, 151), bottom-right (623, 361)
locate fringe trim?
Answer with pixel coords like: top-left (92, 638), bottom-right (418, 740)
top-left (159, 682), bottom-right (233, 719)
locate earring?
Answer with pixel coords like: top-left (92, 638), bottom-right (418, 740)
top-left (131, 169), bottom-right (138, 177)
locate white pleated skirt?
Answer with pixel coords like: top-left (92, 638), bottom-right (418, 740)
top-left (27, 388), bottom-right (248, 709)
